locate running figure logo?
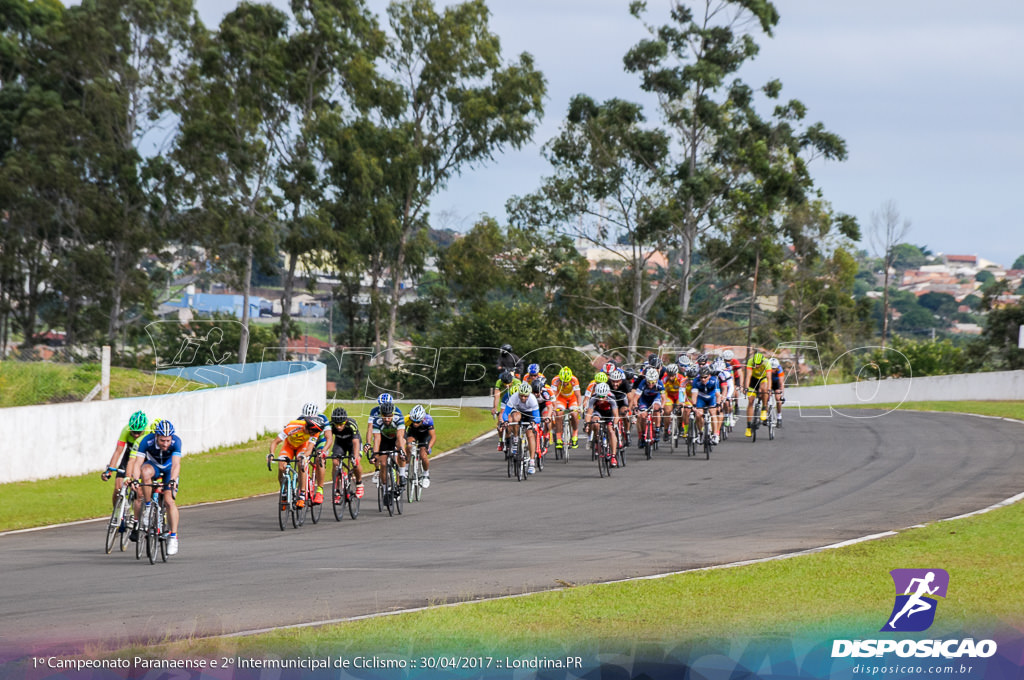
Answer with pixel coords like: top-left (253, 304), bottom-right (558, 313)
top-left (881, 568), bottom-right (950, 632)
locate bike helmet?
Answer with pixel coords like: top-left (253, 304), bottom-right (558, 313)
top-left (752, 352), bottom-right (765, 365)
top-left (315, 414), bottom-right (329, 428)
top-left (594, 372), bottom-right (608, 383)
top-left (678, 354), bottom-right (692, 366)
top-left (302, 416), bottom-right (324, 434)
top-left (527, 363), bottom-right (540, 375)
top-left (154, 420), bottom-right (175, 437)
top-left (645, 368), bottom-right (659, 384)
top-left (499, 370), bottom-right (514, 384)
top-left (500, 343), bottom-right (514, 353)
top-left (330, 407), bottom-right (348, 424)
top-left (609, 369), bottom-right (625, 382)
top-left (594, 383), bottom-right (611, 398)
top-left (531, 378), bottom-right (545, 394)
top-left (696, 353), bottom-right (708, 366)
top-left (699, 366), bottom-right (711, 378)
top-left (517, 381), bottom-right (532, 397)
top-left (647, 354), bottom-right (661, 369)
top-left (664, 363), bottom-right (679, 376)
top-left (378, 393), bottom-right (395, 416)
top-left (558, 366), bottom-right (573, 382)
top-left (301, 402), bottom-right (319, 417)
top-left (602, 361), bottom-right (616, 374)
top-left (410, 404), bottom-right (427, 422)
top-left (770, 358), bottom-right (781, 370)
top-left (686, 366), bottom-right (699, 379)
top-left (722, 349), bottom-right (735, 361)
top-left (128, 411), bottom-right (148, 432)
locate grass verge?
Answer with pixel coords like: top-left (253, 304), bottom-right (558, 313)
top-left (0, 362), bottom-right (208, 407)
top-left (139, 400), bottom-right (1024, 656)
top-left (0, 405), bottom-right (493, 532)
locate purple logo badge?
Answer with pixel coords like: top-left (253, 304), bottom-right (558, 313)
top-left (881, 569), bottom-right (950, 632)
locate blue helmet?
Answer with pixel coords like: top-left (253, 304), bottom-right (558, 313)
top-left (527, 363), bottom-right (540, 375)
top-left (154, 420), bottom-right (175, 437)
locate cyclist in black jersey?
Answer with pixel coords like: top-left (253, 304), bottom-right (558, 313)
top-left (329, 408), bottom-right (364, 499)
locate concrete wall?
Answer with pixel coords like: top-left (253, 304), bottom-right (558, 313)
top-left (0, 361), bottom-right (325, 483)
top-left (784, 369), bottom-right (1024, 412)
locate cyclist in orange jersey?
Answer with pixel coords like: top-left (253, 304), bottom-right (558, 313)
top-left (549, 365), bottom-right (583, 449)
top-left (268, 416), bottom-right (324, 509)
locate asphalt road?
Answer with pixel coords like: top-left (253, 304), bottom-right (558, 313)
top-left (2, 409), bottom-right (1022, 657)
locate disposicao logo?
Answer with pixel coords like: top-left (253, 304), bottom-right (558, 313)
top-left (881, 568), bottom-right (949, 632)
top-left (831, 568), bottom-right (998, 659)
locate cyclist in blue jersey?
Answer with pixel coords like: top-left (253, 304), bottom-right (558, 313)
top-left (635, 368), bottom-right (664, 448)
top-left (371, 393), bottom-right (407, 489)
top-left (501, 381), bottom-right (542, 474)
top-left (129, 420), bottom-right (182, 555)
top-left (365, 393), bottom-right (404, 447)
top-left (691, 366), bottom-right (722, 445)
top-left (404, 405), bottom-right (435, 488)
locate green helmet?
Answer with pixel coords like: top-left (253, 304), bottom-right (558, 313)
top-left (128, 411), bottom-right (148, 432)
top-left (752, 352), bottom-right (765, 365)
top-left (558, 366), bottom-right (573, 382)
top-left (594, 372), bottom-right (608, 384)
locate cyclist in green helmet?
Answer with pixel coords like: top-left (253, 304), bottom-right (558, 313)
top-left (744, 352), bottom-right (771, 437)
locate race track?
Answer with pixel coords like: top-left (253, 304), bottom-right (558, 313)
top-left (1, 409), bottom-right (1021, 657)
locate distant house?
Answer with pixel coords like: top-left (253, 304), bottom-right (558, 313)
top-left (286, 335), bottom-right (332, 361)
top-left (164, 291), bottom-right (267, 320)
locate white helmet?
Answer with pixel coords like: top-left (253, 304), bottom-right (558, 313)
top-left (770, 358), bottom-right (781, 370)
top-left (713, 359), bottom-right (727, 373)
top-left (722, 349), bottom-right (734, 361)
top-left (301, 402), bottom-right (319, 417)
top-left (410, 404), bottom-right (427, 422)
top-left (678, 354), bottom-right (692, 366)
top-left (645, 368), bottom-right (659, 384)
top-left (594, 383), bottom-right (611, 398)
top-left (610, 369), bottom-right (625, 381)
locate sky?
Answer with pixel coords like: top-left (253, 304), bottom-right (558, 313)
top-left (197, 1), bottom-right (1024, 267)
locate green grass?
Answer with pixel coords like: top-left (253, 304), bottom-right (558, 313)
top-left (134, 400), bottom-right (1024, 658)
top-left (822, 399), bottom-right (1024, 419)
top-left (0, 362), bottom-right (208, 408)
top-left (0, 405), bottom-right (493, 532)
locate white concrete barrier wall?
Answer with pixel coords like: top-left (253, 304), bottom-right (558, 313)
top-left (785, 369), bottom-right (1024, 409)
top-left (0, 362), bottom-right (325, 483)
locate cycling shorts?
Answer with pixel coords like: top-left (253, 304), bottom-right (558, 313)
top-left (142, 458), bottom-right (174, 485)
top-left (694, 395), bottom-right (717, 410)
top-left (280, 440), bottom-right (314, 460)
top-left (555, 394), bottom-right (579, 411)
top-left (407, 427), bottom-right (433, 447)
top-left (771, 377), bottom-right (783, 391)
top-left (748, 376), bottom-right (767, 391)
top-left (332, 439), bottom-right (358, 460)
top-left (662, 393), bottom-right (682, 411)
top-left (637, 394), bottom-right (662, 410)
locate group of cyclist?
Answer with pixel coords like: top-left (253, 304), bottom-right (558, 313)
top-left (491, 347), bottom-right (787, 472)
top-left (100, 411), bottom-right (182, 555)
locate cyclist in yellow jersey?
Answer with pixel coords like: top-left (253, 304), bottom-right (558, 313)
top-left (268, 416), bottom-right (325, 508)
top-left (744, 352), bottom-right (771, 437)
top-left (660, 364), bottom-right (687, 436)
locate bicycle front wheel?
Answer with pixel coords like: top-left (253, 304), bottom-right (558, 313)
top-left (347, 475), bottom-right (360, 519)
top-left (119, 504), bottom-right (133, 552)
top-left (105, 497), bottom-right (125, 554)
top-left (159, 508), bottom-right (168, 562)
top-left (145, 507), bottom-right (157, 565)
top-left (279, 480), bottom-right (289, 531)
top-left (332, 469), bottom-right (345, 522)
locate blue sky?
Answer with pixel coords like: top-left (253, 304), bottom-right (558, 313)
top-left (199, 1), bottom-right (1024, 266)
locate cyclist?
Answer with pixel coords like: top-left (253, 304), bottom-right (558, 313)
top-left (307, 414), bottom-right (333, 505)
top-left (131, 420), bottom-right (182, 556)
top-left (770, 358), bottom-right (786, 426)
top-left (714, 358), bottom-right (736, 428)
top-left (691, 366), bottom-right (722, 444)
top-left (531, 377), bottom-right (555, 448)
top-left (522, 363), bottom-right (545, 387)
top-left (491, 370), bottom-right (521, 450)
top-left (607, 369), bottom-right (633, 445)
top-left (268, 415), bottom-right (325, 509)
top-left (584, 382), bottom-right (619, 466)
top-left (101, 410), bottom-right (149, 520)
top-left (582, 371), bottom-right (609, 403)
top-left (724, 349), bottom-right (743, 423)
top-left (329, 407), bottom-right (365, 500)
top-left (497, 343), bottom-right (524, 378)
top-left (371, 392), bottom-right (407, 489)
top-left (404, 405), bottom-right (435, 489)
top-left (500, 380), bottom-right (541, 474)
top-left (660, 363), bottom-right (685, 437)
top-left (549, 366), bottom-right (583, 449)
top-left (635, 367), bottom-right (664, 447)
top-left (744, 351), bottom-right (771, 437)
top-left (365, 394), bottom-right (403, 447)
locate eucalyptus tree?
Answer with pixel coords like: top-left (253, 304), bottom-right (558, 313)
top-left (373, 0), bottom-right (546, 357)
top-left (171, 3), bottom-right (292, 363)
top-left (507, 95), bottom-right (677, 351)
top-left (624, 0), bottom-right (850, 332)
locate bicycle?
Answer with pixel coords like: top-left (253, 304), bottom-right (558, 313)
top-left (505, 420), bottom-right (532, 481)
top-left (138, 482), bottom-right (171, 564)
top-left (639, 407), bottom-right (659, 460)
top-left (534, 421), bottom-right (547, 472)
top-left (268, 455), bottom-right (304, 530)
top-left (553, 407), bottom-right (575, 462)
top-left (594, 420), bottom-right (614, 478)
top-left (612, 416), bottom-right (628, 468)
top-left (667, 405), bottom-right (682, 452)
top-left (104, 469), bottom-right (135, 554)
top-left (303, 452), bottom-right (325, 524)
top-left (684, 407), bottom-right (697, 457)
top-left (700, 407), bottom-right (714, 460)
top-left (749, 390), bottom-right (765, 443)
top-left (766, 395), bottom-right (777, 441)
top-left (376, 450), bottom-right (403, 516)
top-left (406, 443), bottom-right (426, 503)
top-left (330, 452), bottom-right (360, 521)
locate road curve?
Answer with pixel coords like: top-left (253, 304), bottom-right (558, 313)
top-left (1, 410), bottom-right (1021, 657)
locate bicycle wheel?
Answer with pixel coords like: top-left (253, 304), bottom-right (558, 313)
top-left (407, 455), bottom-right (420, 502)
top-left (135, 511), bottom-right (144, 560)
top-left (347, 472), bottom-right (360, 519)
top-left (384, 466), bottom-right (395, 516)
top-left (644, 421), bottom-right (653, 460)
top-left (394, 468), bottom-right (403, 515)
top-left (308, 471), bottom-right (322, 524)
top-left (120, 502), bottom-right (134, 552)
top-left (145, 506), bottom-right (157, 565)
top-left (704, 422), bottom-right (712, 460)
top-left (279, 479), bottom-right (289, 531)
top-left (768, 404), bottom-right (776, 440)
top-left (105, 495), bottom-right (125, 554)
top-left (332, 468), bottom-right (345, 522)
top-left (159, 507), bottom-right (168, 562)
top-left (377, 473), bottom-right (386, 513)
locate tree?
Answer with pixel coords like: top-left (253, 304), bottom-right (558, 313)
top-left (917, 291), bottom-right (958, 322)
top-left (890, 242), bottom-right (928, 271)
top-left (868, 200), bottom-right (911, 347)
top-left (1012, 254), bottom-right (1024, 271)
top-left (170, 3), bottom-right (291, 364)
top-left (973, 302), bottom-right (1024, 370)
top-left (374, 0), bottom-right (546, 358)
